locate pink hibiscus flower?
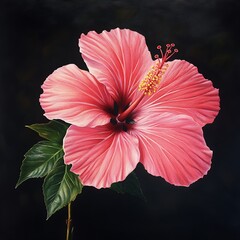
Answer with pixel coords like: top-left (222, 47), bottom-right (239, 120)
top-left (40, 28), bottom-right (220, 189)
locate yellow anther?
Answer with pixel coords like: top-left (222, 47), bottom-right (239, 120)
top-left (138, 62), bottom-right (168, 96)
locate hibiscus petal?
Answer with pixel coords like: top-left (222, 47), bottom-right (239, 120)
top-left (40, 64), bottom-right (114, 127)
top-left (131, 112), bottom-right (213, 186)
top-left (79, 28), bottom-right (153, 106)
top-left (63, 124), bottom-right (140, 189)
top-left (139, 60), bottom-right (220, 126)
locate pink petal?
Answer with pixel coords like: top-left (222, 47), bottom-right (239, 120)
top-left (79, 28), bottom-right (153, 106)
top-left (130, 112), bottom-right (213, 186)
top-left (63, 124), bottom-right (140, 189)
top-left (40, 64), bottom-right (114, 127)
top-left (139, 60), bottom-right (220, 126)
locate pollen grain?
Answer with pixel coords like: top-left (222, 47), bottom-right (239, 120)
top-left (138, 62), bottom-right (168, 96)
top-left (138, 43), bottom-right (178, 96)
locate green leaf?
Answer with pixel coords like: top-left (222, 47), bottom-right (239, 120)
top-left (111, 172), bottom-right (146, 201)
top-left (43, 164), bottom-right (83, 219)
top-left (26, 120), bottom-right (69, 143)
top-left (16, 141), bottom-right (63, 187)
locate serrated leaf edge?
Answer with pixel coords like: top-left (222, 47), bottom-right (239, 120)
top-left (16, 141), bottom-right (63, 188)
top-left (43, 165), bottom-right (82, 219)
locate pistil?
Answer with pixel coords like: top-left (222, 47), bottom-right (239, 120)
top-left (117, 43), bottom-right (178, 123)
top-left (117, 94), bottom-right (145, 122)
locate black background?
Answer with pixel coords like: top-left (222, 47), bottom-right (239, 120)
top-left (1, 0), bottom-right (240, 239)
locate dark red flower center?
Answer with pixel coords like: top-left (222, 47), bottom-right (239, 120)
top-left (109, 43), bottom-right (178, 132)
top-left (109, 102), bottom-right (135, 132)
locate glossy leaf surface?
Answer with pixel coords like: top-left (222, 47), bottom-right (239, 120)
top-left (43, 164), bottom-right (83, 219)
top-left (16, 141), bottom-right (63, 187)
top-left (26, 120), bottom-right (69, 144)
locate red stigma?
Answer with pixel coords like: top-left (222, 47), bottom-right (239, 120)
top-left (154, 42), bottom-right (178, 67)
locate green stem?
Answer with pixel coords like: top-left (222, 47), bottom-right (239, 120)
top-left (66, 203), bottom-right (72, 240)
